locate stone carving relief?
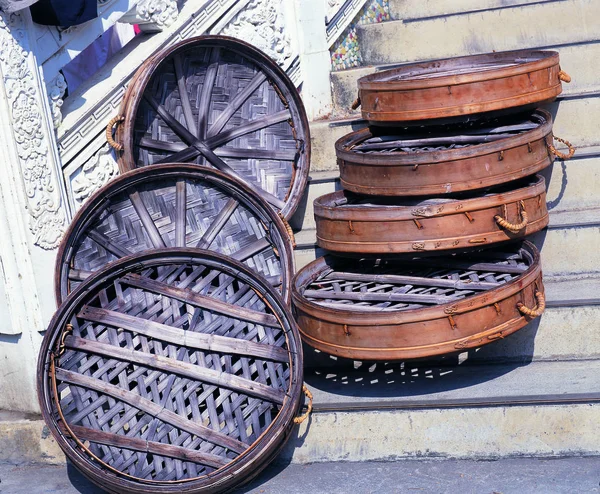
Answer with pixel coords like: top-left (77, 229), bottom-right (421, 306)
top-left (71, 143), bottom-right (119, 206)
top-left (47, 72), bottom-right (67, 129)
top-left (327, 0), bottom-right (347, 22)
top-left (136, 0), bottom-right (179, 30)
top-left (220, 0), bottom-right (293, 69)
top-left (0, 12), bottom-right (66, 249)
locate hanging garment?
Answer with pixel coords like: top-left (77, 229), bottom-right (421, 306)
top-left (62, 23), bottom-right (135, 94)
top-left (0, 0), bottom-right (38, 13)
top-left (30, 0), bottom-right (96, 27)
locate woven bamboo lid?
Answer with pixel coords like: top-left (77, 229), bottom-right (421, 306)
top-left (39, 249), bottom-right (303, 494)
top-left (55, 164), bottom-right (295, 305)
top-left (114, 35), bottom-right (310, 220)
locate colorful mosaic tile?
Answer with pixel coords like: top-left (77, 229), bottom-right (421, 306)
top-left (330, 0), bottom-right (390, 71)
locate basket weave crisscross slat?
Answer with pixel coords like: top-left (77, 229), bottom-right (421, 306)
top-left (116, 36), bottom-right (310, 220)
top-left (55, 164), bottom-right (294, 305)
top-left (292, 241), bottom-right (544, 360)
top-left (39, 250), bottom-right (303, 494)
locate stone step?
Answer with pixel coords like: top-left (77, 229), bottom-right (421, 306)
top-left (310, 94), bottom-right (600, 172)
top-left (4, 359), bottom-right (600, 466)
top-left (358, 0), bottom-right (600, 65)
top-left (331, 40), bottom-right (600, 115)
top-left (281, 359), bottom-right (600, 463)
top-left (390, 0), bottom-right (559, 21)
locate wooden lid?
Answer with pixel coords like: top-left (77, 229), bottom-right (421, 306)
top-left (39, 249), bottom-right (303, 494)
top-left (116, 35), bottom-right (310, 220)
top-left (357, 50), bottom-right (563, 123)
top-left (55, 164), bottom-right (294, 305)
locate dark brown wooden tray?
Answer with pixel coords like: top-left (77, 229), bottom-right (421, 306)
top-left (112, 35), bottom-right (310, 220)
top-left (293, 241), bottom-right (544, 360)
top-left (55, 164), bottom-right (294, 305)
top-left (315, 175), bottom-right (548, 254)
top-left (39, 249), bottom-right (304, 494)
top-left (356, 50), bottom-right (569, 124)
top-left (336, 109), bottom-right (573, 196)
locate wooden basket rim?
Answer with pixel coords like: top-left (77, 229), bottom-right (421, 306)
top-left (116, 35), bottom-right (311, 220)
top-left (314, 175), bottom-right (545, 221)
top-left (357, 49), bottom-right (560, 91)
top-left (335, 109), bottom-right (553, 166)
top-left (292, 241), bottom-right (541, 325)
top-left (54, 163), bottom-right (295, 306)
top-left (40, 248), bottom-right (303, 492)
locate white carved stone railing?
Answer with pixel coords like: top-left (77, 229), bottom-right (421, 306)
top-left (326, 0), bottom-right (369, 46)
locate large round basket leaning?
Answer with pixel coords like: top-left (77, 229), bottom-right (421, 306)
top-left (39, 249), bottom-right (304, 494)
top-left (336, 109), bottom-right (574, 196)
top-left (111, 35), bottom-right (310, 220)
top-left (314, 175), bottom-right (548, 254)
top-left (292, 241), bottom-right (544, 361)
top-left (356, 50), bottom-right (569, 124)
top-left (54, 164), bottom-right (295, 305)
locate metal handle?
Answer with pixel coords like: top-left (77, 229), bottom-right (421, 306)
top-left (293, 384), bottom-right (313, 424)
top-left (351, 95), bottom-right (361, 110)
top-left (548, 135), bottom-right (575, 160)
top-left (517, 291), bottom-right (545, 318)
top-left (558, 69), bottom-right (571, 83)
top-left (495, 200), bottom-right (528, 233)
top-left (106, 115), bottom-right (125, 151)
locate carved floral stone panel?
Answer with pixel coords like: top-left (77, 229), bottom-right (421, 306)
top-left (0, 12), bottom-right (66, 249)
top-left (220, 0), bottom-right (293, 70)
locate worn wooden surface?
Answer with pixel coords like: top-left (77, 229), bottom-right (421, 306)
top-left (357, 50), bottom-right (564, 123)
top-left (39, 250), bottom-right (303, 494)
top-left (315, 175), bottom-right (548, 254)
top-left (55, 164), bottom-right (295, 305)
top-left (292, 241), bottom-right (543, 360)
top-left (337, 110), bottom-right (556, 195)
top-left (115, 35), bottom-right (310, 220)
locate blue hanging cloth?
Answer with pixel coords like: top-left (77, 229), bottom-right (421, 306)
top-left (30, 0), bottom-right (97, 28)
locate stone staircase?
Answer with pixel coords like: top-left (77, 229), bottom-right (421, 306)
top-left (285, 0), bottom-right (600, 462)
top-left (2, 0), bottom-right (599, 473)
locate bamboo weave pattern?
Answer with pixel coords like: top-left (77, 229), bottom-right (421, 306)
top-left (41, 251), bottom-right (302, 492)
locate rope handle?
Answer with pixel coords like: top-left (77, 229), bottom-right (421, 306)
top-left (106, 115), bottom-right (125, 151)
top-left (351, 95), bottom-right (361, 110)
top-left (293, 384), bottom-right (313, 424)
top-left (558, 69), bottom-right (571, 83)
top-left (495, 200), bottom-right (528, 233)
top-left (278, 213), bottom-right (296, 248)
top-left (517, 291), bottom-right (546, 318)
top-left (548, 135), bottom-right (575, 160)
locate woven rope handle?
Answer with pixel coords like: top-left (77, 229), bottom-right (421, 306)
top-left (278, 213), bottom-right (296, 248)
top-left (517, 291), bottom-right (546, 318)
top-left (495, 200), bottom-right (528, 233)
top-left (293, 384), bottom-right (313, 424)
top-left (351, 95), bottom-right (361, 110)
top-left (558, 69), bottom-right (571, 83)
top-left (106, 115), bottom-right (125, 151)
top-left (548, 135), bottom-right (575, 160)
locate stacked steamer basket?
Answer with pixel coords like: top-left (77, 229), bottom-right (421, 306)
top-left (293, 49), bottom-right (575, 361)
top-left (39, 36), bottom-right (312, 494)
